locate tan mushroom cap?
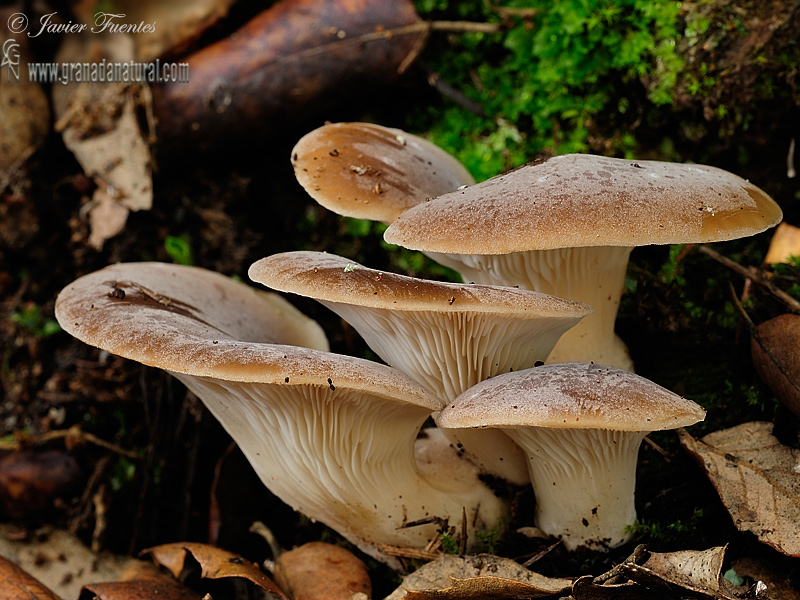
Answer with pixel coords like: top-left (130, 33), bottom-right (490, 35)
top-left (437, 362), bottom-right (705, 432)
top-left (384, 154), bottom-right (783, 253)
top-left (291, 122), bottom-right (475, 223)
top-left (249, 251), bottom-right (592, 318)
top-left (54, 263), bottom-right (435, 406)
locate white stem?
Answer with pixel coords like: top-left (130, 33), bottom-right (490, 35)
top-left (505, 426), bottom-right (646, 551)
top-left (429, 247), bottom-right (634, 370)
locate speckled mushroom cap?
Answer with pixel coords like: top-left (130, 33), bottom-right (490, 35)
top-left (249, 251), bottom-right (592, 318)
top-left (291, 122), bottom-right (475, 223)
top-left (54, 262), bottom-right (333, 380)
top-left (437, 362), bottom-right (705, 431)
top-left (384, 154), bottom-right (782, 253)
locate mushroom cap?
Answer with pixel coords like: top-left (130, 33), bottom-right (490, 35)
top-left (384, 154), bottom-right (782, 253)
top-left (248, 251), bottom-right (593, 318)
top-left (437, 362), bottom-right (705, 432)
top-left (54, 262), bottom-right (437, 408)
top-left (291, 122), bottom-right (474, 223)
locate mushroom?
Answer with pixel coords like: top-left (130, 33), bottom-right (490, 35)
top-left (383, 154), bottom-right (783, 370)
top-left (55, 262), bottom-right (507, 569)
top-left (250, 250), bottom-right (592, 484)
top-left (437, 362), bottom-right (706, 551)
top-left (291, 121), bottom-right (474, 224)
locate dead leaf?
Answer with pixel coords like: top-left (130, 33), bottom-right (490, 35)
top-left (0, 6), bottom-right (50, 176)
top-left (384, 554), bottom-right (573, 599)
top-left (679, 423), bottom-right (800, 557)
top-left (51, 34), bottom-right (154, 249)
top-left (731, 555), bottom-right (800, 600)
top-left (751, 314), bottom-right (800, 418)
top-left (0, 555), bottom-right (63, 600)
top-left (764, 222), bottom-right (800, 265)
top-left (0, 525), bottom-right (140, 600)
top-left (0, 450), bottom-right (81, 519)
top-left (142, 542), bottom-right (288, 598)
top-left (570, 575), bottom-right (651, 600)
top-left (620, 546), bottom-right (732, 597)
top-left (109, 0), bottom-right (237, 61)
top-left (273, 541), bottom-right (371, 600)
top-left (152, 0), bottom-right (426, 152)
top-left (79, 562), bottom-right (196, 600)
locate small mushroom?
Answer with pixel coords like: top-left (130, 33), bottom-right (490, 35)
top-left (384, 154), bottom-right (783, 370)
top-left (437, 362), bottom-right (706, 551)
top-left (291, 121), bottom-right (474, 224)
top-left (250, 250), bottom-right (592, 484)
top-left (55, 262), bottom-right (507, 569)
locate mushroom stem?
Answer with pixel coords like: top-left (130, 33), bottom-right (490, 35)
top-left (428, 246), bottom-right (634, 370)
top-left (507, 427), bottom-right (645, 551)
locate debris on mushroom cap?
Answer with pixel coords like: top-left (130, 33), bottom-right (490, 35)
top-left (291, 122), bottom-right (474, 223)
top-left (249, 251), bottom-right (593, 318)
top-left (383, 154), bottom-right (783, 254)
top-left (437, 362), bottom-right (706, 432)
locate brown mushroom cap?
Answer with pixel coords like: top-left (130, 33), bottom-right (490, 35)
top-left (249, 250), bottom-right (592, 318)
top-left (438, 362), bottom-right (705, 431)
top-left (291, 122), bottom-right (474, 223)
top-left (384, 154), bottom-right (782, 253)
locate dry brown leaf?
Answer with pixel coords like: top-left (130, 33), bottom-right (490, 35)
top-left (764, 223), bottom-right (800, 265)
top-left (0, 555), bottom-right (63, 600)
top-left (273, 541), bottom-right (371, 600)
top-left (51, 34), bottom-right (153, 249)
top-left (570, 575), bottom-right (649, 600)
top-left (401, 576), bottom-right (567, 599)
top-left (142, 541), bottom-right (288, 598)
top-left (0, 450), bottom-right (81, 519)
top-left (731, 555), bottom-right (800, 600)
top-left (79, 563), bottom-right (196, 600)
top-left (751, 314), bottom-right (800, 418)
top-left (384, 554), bottom-right (573, 599)
top-left (679, 423), bottom-right (800, 557)
top-left (152, 0), bottom-right (425, 152)
top-left (0, 6), bottom-right (50, 175)
top-left (0, 526), bottom-right (140, 600)
top-left (621, 546), bottom-right (732, 597)
top-left (109, 0), bottom-right (237, 61)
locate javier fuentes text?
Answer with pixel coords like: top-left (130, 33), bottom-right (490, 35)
top-left (28, 12), bottom-right (155, 37)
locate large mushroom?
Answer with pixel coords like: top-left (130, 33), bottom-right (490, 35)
top-left (250, 250), bottom-right (592, 484)
top-left (383, 154), bottom-right (783, 370)
top-left (55, 262), bottom-right (507, 569)
top-left (292, 121), bottom-right (475, 224)
top-left (437, 362), bottom-right (706, 551)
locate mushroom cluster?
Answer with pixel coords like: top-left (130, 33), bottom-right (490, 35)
top-left (55, 122), bottom-right (782, 564)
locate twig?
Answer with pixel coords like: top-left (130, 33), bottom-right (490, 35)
top-left (697, 245), bottom-right (800, 313)
top-left (0, 424), bottom-right (140, 459)
top-left (377, 544), bottom-right (442, 561)
top-left (520, 539), bottom-right (561, 568)
top-left (250, 521), bottom-right (284, 561)
top-left (642, 435), bottom-right (670, 463)
top-left (594, 543), bottom-right (649, 585)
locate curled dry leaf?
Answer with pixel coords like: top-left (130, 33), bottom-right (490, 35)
top-left (273, 541), bottom-right (371, 600)
top-left (142, 542), bottom-right (288, 598)
top-left (679, 423), bottom-right (800, 557)
top-left (79, 562), bottom-right (196, 600)
top-left (384, 554), bottom-right (573, 599)
top-left (0, 555), bottom-right (62, 600)
top-left (763, 222), bottom-right (800, 265)
top-left (751, 313), bottom-right (800, 418)
top-left (151, 0), bottom-right (425, 152)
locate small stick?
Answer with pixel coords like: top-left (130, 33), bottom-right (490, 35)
top-left (594, 543), bottom-right (649, 585)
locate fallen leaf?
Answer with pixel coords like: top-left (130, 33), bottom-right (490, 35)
top-left (151, 0), bottom-right (426, 152)
top-left (570, 575), bottom-right (649, 600)
top-left (679, 423), bottom-right (800, 557)
top-left (0, 525), bottom-right (140, 600)
top-left (0, 450), bottom-right (81, 519)
top-left (273, 541), bottom-right (371, 600)
top-left (79, 562), bottom-right (196, 600)
top-left (51, 34), bottom-right (154, 249)
top-left (751, 313), bottom-right (800, 418)
top-left (384, 554), bottom-right (573, 599)
top-left (0, 6), bottom-right (50, 176)
top-left (731, 555), bottom-right (800, 600)
top-left (764, 223), bottom-right (800, 265)
top-left (0, 555), bottom-right (62, 600)
top-left (142, 542), bottom-right (288, 598)
top-left (109, 0), bottom-right (237, 61)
